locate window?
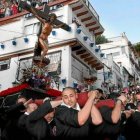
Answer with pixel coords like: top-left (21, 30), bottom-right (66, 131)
top-left (71, 57), bottom-right (90, 82)
top-left (24, 25), bottom-right (33, 35)
top-left (121, 46), bottom-right (126, 54)
top-left (17, 57), bottom-right (33, 81)
top-left (17, 51), bottom-right (62, 82)
top-left (0, 59), bottom-right (11, 71)
top-left (72, 65), bottom-right (83, 82)
top-left (24, 23), bottom-right (40, 35)
top-left (47, 51), bottom-right (62, 75)
top-left (107, 52), bottom-right (120, 58)
top-left (112, 52), bottom-right (120, 57)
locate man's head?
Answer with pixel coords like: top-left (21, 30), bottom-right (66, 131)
top-left (26, 103), bottom-right (38, 114)
top-left (62, 87), bottom-right (78, 108)
top-left (137, 101), bottom-right (140, 111)
top-left (17, 95), bottom-right (27, 104)
top-left (135, 92), bottom-right (140, 101)
top-left (96, 88), bottom-right (105, 100)
top-left (49, 13), bottom-right (57, 23)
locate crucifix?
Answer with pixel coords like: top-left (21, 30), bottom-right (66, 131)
top-left (19, 1), bottom-right (70, 67)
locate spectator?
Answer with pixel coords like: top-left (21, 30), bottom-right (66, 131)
top-left (11, 0), bottom-right (18, 15)
top-left (135, 92), bottom-right (140, 101)
top-left (0, 5), bottom-right (5, 18)
top-left (136, 101), bottom-right (140, 111)
top-left (5, 3), bottom-right (12, 17)
top-left (31, 0), bottom-right (37, 7)
top-left (96, 88), bottom-right (106, 100)
top-left (41, 0), bottom-right (48, 5)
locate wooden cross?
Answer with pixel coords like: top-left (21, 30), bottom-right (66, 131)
top-left (18, 0), bottom-right (71, 31)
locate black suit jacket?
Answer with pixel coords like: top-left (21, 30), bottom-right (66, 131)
top-left (55, 105), bottom-right (90, 139)
top-left (23, 101), bottom-right (53, 140)
top-left (1, 103), bottom-right (26, 140)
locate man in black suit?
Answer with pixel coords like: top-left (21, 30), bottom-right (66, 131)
top-left (55, 87), bottom-right (102, 139)
top-left (1, 96), bottom-right (32, 140)
top-left (90, 94), bottom-right (132, 140)
top-left (18, 99), bottom-right (62, 140)
top-left (124, 101), bottom-right (140, 140)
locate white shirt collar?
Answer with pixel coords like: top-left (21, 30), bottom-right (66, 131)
top-left (61, 102), bottom-right (81, 111)
top-left (24, 112), bottom-right (29, 115)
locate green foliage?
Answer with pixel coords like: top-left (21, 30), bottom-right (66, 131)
top-left (95, 35), bottom-right (109, 45)
top-left (134, 43), bottom-right (140, 51)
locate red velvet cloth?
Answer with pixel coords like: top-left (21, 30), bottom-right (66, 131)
top-left (96, 99), bottom-right (115, 109)
top-left (0, 85), bottom-right (115, 108)
top-left (77, 92), bottom-right (115, 108)
top-left (34, 99), bottom-right (44, 105)
top-left (46, 89), bottom-right (62, 97)
top-left (0, 83), bottom-right (29, 97)
top-left (77, 92), bottom-right (88, 107)
top-left (0, 84), bottom-right (62, 97)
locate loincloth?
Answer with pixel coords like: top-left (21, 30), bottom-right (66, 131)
top-left (43, 40), bottom-right (48, 46)
top-left (39, 37), bottom-right (48, 48)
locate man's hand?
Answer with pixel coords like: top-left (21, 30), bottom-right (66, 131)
top-left (88, 90), bottom-right (99, 101)
top-left (24, 98), bottom-right (33, 108)
top-left (117, 94), bottom-right (127, 105)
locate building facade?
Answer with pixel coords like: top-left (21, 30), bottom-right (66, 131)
top-left (0, 0), bottom-right (105, 91)
top-left (99, 33), bottom-right (140, 92)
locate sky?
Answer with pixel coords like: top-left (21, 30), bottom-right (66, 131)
top-left (90, 0), bottom-right (140, 44)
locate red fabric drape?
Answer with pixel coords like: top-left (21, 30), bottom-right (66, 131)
top-left (0, 83), bottom-right (29, 97)
top-left (0, 84), bottom-right (62, 97)
top-left (0, 84), bottom-right (115, 108)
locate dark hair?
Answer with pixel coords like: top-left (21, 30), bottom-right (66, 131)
top-left (137, 101), bottom-right (140, 107)
top-left (136, 91), bottom-right (140, 95)
top-left (63, 87), bottom-right (76, 93)
top-left (49, 13), bottom-right (57, 19)
top-left (17, 95), bottom-right (27, 100)
top-left (48, 108), bottom-right (55, 113)
top-left (96, 88), bottom-right (103, 94)
top-left (125, 103), bottom-right (136, 110)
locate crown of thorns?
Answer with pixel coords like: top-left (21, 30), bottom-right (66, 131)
top-left (49, 13), bottom-right (57, 19)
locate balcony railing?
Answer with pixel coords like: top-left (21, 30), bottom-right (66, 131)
top-left (75, 25), bottom-right (103, 62)
top-left (83, 0), bottom-right (99, 21)
top-left (113, 61), bottom-right (120, 73)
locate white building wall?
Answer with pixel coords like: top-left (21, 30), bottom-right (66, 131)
top-left (59, 46), bottom-right (71, 90)
top-left (0, 19), bottom-right (24, 42)
top-left (100, 34), bottom-right (140, 89)
top-left (0, 52), bottom-right (34, 91)
top-left (0, 3), bottom-right (103, 91)
top-left (96, 68), bottom-right (104, 88)
top-left (0, 35), bottom-right (38, 55)
top-left (0, 58), bottom-right (18, 90)
top-left (100, 39), bottom-right (133, 76)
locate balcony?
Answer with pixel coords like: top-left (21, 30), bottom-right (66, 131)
top-left (82, 0), bottom-right (99, 20)
top-left (49, 23), bottom-right (104, 63)
top-left (69, 0), bottom-right (104, 36)
top-left (70, 24), bottom-right (104, 70)
top-left (113, 61), bottom-right (120, 73)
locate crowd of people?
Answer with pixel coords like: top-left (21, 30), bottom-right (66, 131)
top-left (0, 0), bottom-right (51, 18)
top-left (0, 87), bottom-right (140, 140)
